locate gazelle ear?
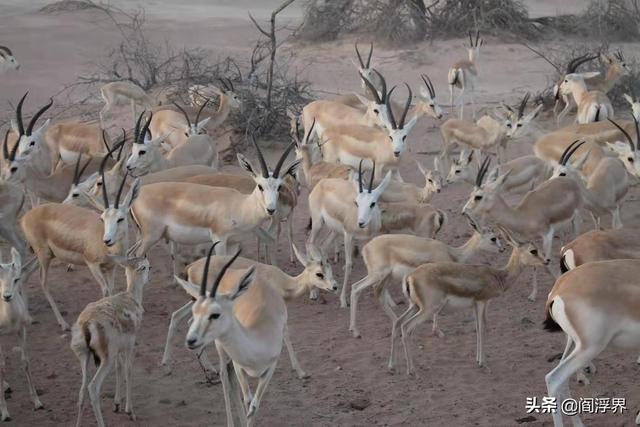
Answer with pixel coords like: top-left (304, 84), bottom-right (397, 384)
top-left (237, 153), bottom-right (257, 177)
top-left (84, 191), bottom-right (106, 212)
top-left (292, 243), bottom-right (308, 267)
top-left (578, 71), bottom-right (601, 79)
top-left (526, 104), bottom-right (543, 121)
top-left (175, 276), bottom-right (201, 299)
top-left (10, 119), bottom-right (18, 133)
top-left (492, 169), bottom-right (512, 189)
top-left (487, 167), bottom-right (500, 183)
top-left (415, 159), bottom-right (427, 176)
top-left (160, 142), bottom-right (173, 152)
top-left (572, 149), bottom-right (591, 170)
top-left (600, 53), bottom-right (612, 64)
top-left (623, 94), bottom-right (635, 105)
top-left (605, 140), bottom-right (630, 154)
top-left (403, 115), bottom-right (418, 133)
top-left (123, 178), bottom-right (141, 209)
top-left (196, 117), bottom-right (211, 130)
top-left (372, 170), bottom-right (393, 197)
top-left (10, 247), bottom-right (21, 273)
top-left (231, 265), bottom-right (256, 301)
top-left (466, 149), bottom-right (474, 164)
top-left (354, 93), bottom-right (370, 106)
top-left (34, 119), bottom-right (50, 135)
top-left (283, 159), bottom-right (302, 178)
top-left (433, 156), bottom-right (441, 172)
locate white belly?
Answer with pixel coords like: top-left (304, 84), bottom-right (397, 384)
top-left (165, 222), bottom-right (211, 245)
top-left (59, 147), bottom-right (80, 165)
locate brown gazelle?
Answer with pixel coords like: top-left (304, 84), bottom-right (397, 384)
top-left (175, 246), bottom-right (287, 426)
top-left (163, 244), bottom-right (337, 377)
top-left (544, 259), bottom-right (640, 427)
top-left (130, 136), bottom-right (299, 258)
top-left (390, 228), bottom-right (546, 374)
top-left (0, 248), bottom-right (44, 421)
top-left (448, 30), bottom-right (483, 118)
top-left (560, 228), bottom-right (640, 273)
top-left (188, 78), bottom-right (241, 129)
top-left (559, 71), bottom-right (614, 124)
top-left (71, 250), bottom-right (150, 427)
top-left (349, 218), bottom-right (502, 338)
top-left (99, 81), bottom-right (158, 129)
top-left (21, 152), bottom-right (140, 330)
top-left (552, 53), bottom-right (598, 123)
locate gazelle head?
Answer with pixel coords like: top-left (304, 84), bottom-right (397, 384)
top-left (606, 117), bottom-right (640, 176)
top-left (174, 101), bottom-right (211, 138)
top-left (99, 163), bottom-right (140, 246)
top-left (550, 140), bottom-right (589, 179)
top-left (467, 30), bottom-right (483, 62)
top-left (62, 153), bottom-right (94, 204)
top-left (178, 245), bottom-right (255, 350)
top-left (462, 156), bottom-right (500, 217)
top-left (465, 214), bottom-right (503, 253)
top-left (215, 77), bottom-right (241, 110)
top-left (417, 158), bottom-right (442, 195)
top-left (293, 244), bottom-right (338, 293)
top-left (353, 161), bottom-right (392, 228)
top-left (446, 149), bottom-right (474, 184)
top-left (108, 246), bottom-right (150, 297)
top-left (384, 83), bottom-right (417, 158)
top-left (358, 68), bottom-right (389, 126)
top-left (498, 225), bottom-right (549, 266)
top-left (559, 72), bottom-right (601, 97)
top-left (553, 53), bottom-right (597, 101)
top-left (237, 136), bottom-right (300, 217)
top-left (0, 46), bottom-right (19, 71)
top-left (125, 111), bottom-right (171, 176)
top-left (415, 74), bottom-right (443, 119)
top-left (623, 94), bottom-right (640, 122)
top-left (10, 92), bottom-right (53, 157)
top-left (601, 50), bottom-right (631, 76)
top-left (502, 93), bottom-right (543, 138)
top-left (0, 247), bottom-right (23, 302)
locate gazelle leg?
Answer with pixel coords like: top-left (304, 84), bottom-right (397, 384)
top-left (400, 308), bottom-right (433, 375)
top-left (87, 263), bottom-right (111, 297)
top-left (216, 344), bottom-right (240, 427)
top-left (75, 350), bottom-right (90, 427)
top-left (475, 300), bottom-right (488, 366)
top-left (375, 276), bottom-right (398, 324)
top-left (431, 299), bottom-right (448, 338)
top-left (449, 84), bottom-right (454, 116)
top-left (113, 355), bottom-right (123, 412)
top-left (232, 365), bottom-right (252, 413)
top-left (542, 228), bottom-right (558, 279)
top-left (88, 355), bottom-right (116, 427)
top-left (161, 301), bottom-right (194, 367)
top-left (528, 267), bottom-right (538, 302)
top-left (39, 258), bottom-right (70, 331)
top-left (286, 215), bottom-right (295, 264)
top-left (123, 343), bottom-right (135, 419)
top-left (246, 361), bottom-right (277, 424)
top-left (19, 327), bottom-right (43, 410)
top-left (388, 304), bottom-right (418, 372)
top-left (612, 205), bottom-right (623, 229)
top-left (340, 232), bottom-right (354, 308)
top-left (283, 325), bottom-right (308, 379)
top-left (349, 271), bottom-right (387, 337)
top-left (457, 87), bottom-right (465, 119)
top-left (0, 345), bottom-right (9, 421)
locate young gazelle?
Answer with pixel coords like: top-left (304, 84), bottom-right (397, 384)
top-left (544, 259), bottom-right (640, 427)
top-left (349, 218), bottom-right (502, 338)
top-left (390, 229), bottom-right (545, 374)
top-left (162, 243), bottom-right (337, 377)
top-left (130, 137), bottom-right (299, 259)
top-left (148, 101), bottom-right (211, 150)
top-left (176, 247), bottom-right (286, 426)
top-left (0, 248), bottom-right (44, 421)
top-left (559, 71), bottom-right (614, 124)
top-left (71, 251), bottom-right (150, 427)
top-left (308, 162), bottom-right (393, 307)
top-left (125, 111), bottom-right (216, 176)
top-left (448, 30), bottom-right (483, 118)
top-left (462, 157), bottom-right (585, 298)
top-left (99, 81), bottom-right (158, 129)
top-left (0, 46), bottom-right (19, 72)
top-left (20, 167), bottom-right (140, 331)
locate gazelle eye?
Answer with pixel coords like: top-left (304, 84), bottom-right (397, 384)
top-left (10, 167), bottom-right (17, 173)
top-left (315, 273), bottom-right (324, 279)
top-left (277, 185), bottom-right (282, 191)
top-left (72, 193), bottom-right (79, 198)
top-left (117, 218), bottom-right (124, 223)
top-left (559, 172), bottom-right (566, 177)
top-left (474, 195), bottom-right (483, 201)
top-left (258, 184), bottom-right (264, 192)
top-left (506, 123), bottom-right (512, 128)
top-left (428, 179), bottom-right (433, 183)
top-left (517, 123), bottom-right (522, 127)
top-left (97, 182), bottom-right (102, 187)
top-left (490, 237), bottom-right (497, 242)
top-left (373, 109), bottom-right (379, 114)
top-left (209, 313), bottom-right (220, 320)
top-left (530, 249), bottom-right (538, 255)
top-left (455, 170), bottom-right (460, 174)
top-left (370, 202), bottom-right (375, 208)
top-left (139, 150), bottom-right (146, 155)
top-left (402, 135), bottom-right (407, 141)
top-left (29, 141), bottom-right (35, 146)
top-left (628, 157), bottom-right (634, 163)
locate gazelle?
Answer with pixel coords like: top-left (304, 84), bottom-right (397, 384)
top-left (163, 244), bottom-right (337, 378)
top-left (188, 78), bottom-right (241, 131)
top-left (0, 248), bottom-right (44, 421)
top-left (45, 122), bottom-right (112, 167)
top-left (378, 158), bottom-right (442, 204)
top-left (149, 101), bottom-right (211, 150)
top-left (544, 259), bottom-right (640, 427)
top-left (559, 71), bottom-right (614, 124)
top-left (130, 136), bottom-right (299, 259)
top-left (71, 251), bottom-right (150, 427)
top-left (0, 46), bottom-right (19, 72)
top-left (462, 157), bottom-right (585, 298)
top-left (125, 111), bottom-right (216, 176)
top-left (550, 140), bottom-right (629, 229)
top-left (587, 51), bottom-right (632, 93)
top-left (623, 93), bottom-right (640, 121)
top-left (308, 162), bottom-right (392, 307)
top-left (99, 81), bottom-right (158, 129)
top-left (448, 30), bottom-right (482, 118)
top-left (390, 228), bottom-right (546, 374)
top-left (176, 247), bottom-right (287, 426)
top-left (322, 85), bottom-right (416, 180)
top-left (349, 218), bottom-right (502, 338)
top-left (11, 92), bottom-right (53, 160)
top-left (560, 228), bottom-right (640, 273)
top-left (20, 168), bottom-right (140, 331)
top-left (552, 53), bottom-right (598, 123)
top-left (294, 133), bottom-right (352, 191)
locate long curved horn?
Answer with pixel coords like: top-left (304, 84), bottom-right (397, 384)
top-left (608, 118), bottom-right (636, 151)
top-left (250, 135), bottom-right (269, 178)
top-left (3, 130), bottom-right (9, 160)
top-left (117, 129), bottom-right (126, 161)
top-left (475, 30), bottom-right (480, 47)
top-left (101, 130), bottom-right (112, 156)
top-left (195, 99), bottom-right (209, 124)
top-left (304, 118), bottom-right (316, 145)
top-left (366, 43), bottom-right (373, 68)
top-left (134, 110), bottom-right (146, 143)
top-left (355, 43), bottom-right (365, 68)
top-left (360, 71), bottom-right (382, 104)
top-left (139, 112), bottom-right (152, 143)
top-left (200, 242), bottom-right (220, 297)
top-left (26, 98), bottom-right (53, 136)
top-left (273, 140), bottom-right (296, 178)
top-left (476, 156), bottom-right (491, 187)
top-left (217, 78), bottom-right (230, 92)
top-left (77, 156), bottom-right (92, 185)
top-left (635, 117), bottom-right (640, 152)
top-left (386, 86), bottom-right (398, 129)
top-left (173, 102), bottom-right (191, 128)
top-left (8, 128), bottom-right (19, 161)
top-left (372, 69), bottom-right (387, 103)
top-left (225, 78), bottom-right (234, 92)
top-left (15, 92), bottom-right (27, 136)
top-left (368, 161), bottom-right (376, 193)
top-left (99, 139), bottom-right (123, 207)
top-left (210, 248), bottom-right (242, 299)
top-left (0, 46), bottom-right (13, 55)
top-left (468, 31), bottom-right (473, 47)
top-left (563, 140), bottom-right (586, 165)
top-left (114, 171), bottom-right (129, 209)
top-left (358, 159), bottom-right (364, 193)
top-left (566, 53), bottom-right (597, 74)
top-left (559, 140), bottom-right (582, 165)
top-left (517, 92), bottom-right (530, 119)
top-left (421, 74), bottom-right (435, 98)
top-left (399, 83), bottom-right (412, 128)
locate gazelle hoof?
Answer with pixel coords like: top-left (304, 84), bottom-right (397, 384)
top-left (1, 415), bottom-right (11, 422)
top-left (34, 401), bottom-right (44, 410)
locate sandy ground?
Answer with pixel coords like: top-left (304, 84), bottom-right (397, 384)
top-left (1, 1), bottom-right (640, 426)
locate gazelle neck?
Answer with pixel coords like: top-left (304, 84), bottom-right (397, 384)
top-left (235, 188), bottom-right (269, 230)
top-left (602, 65), bottom-right (622, 93)
top-left (276, 272), bottom-right (308, 300)
top-left (496, 247), bottom-right (526, 291)
top-left (451, 232), bottom-right (482, 262)
top-left (125, 268), bottom-right (145, 304)
top-left (210, 94), bottom-right (231, 130)
top-left (568, 82), bottom-right (587, 105)
top-left (468, 48), bottom-right (477, 64)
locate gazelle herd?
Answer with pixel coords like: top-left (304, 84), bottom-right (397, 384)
top-left (2, 26), bottom-right (640, 427)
